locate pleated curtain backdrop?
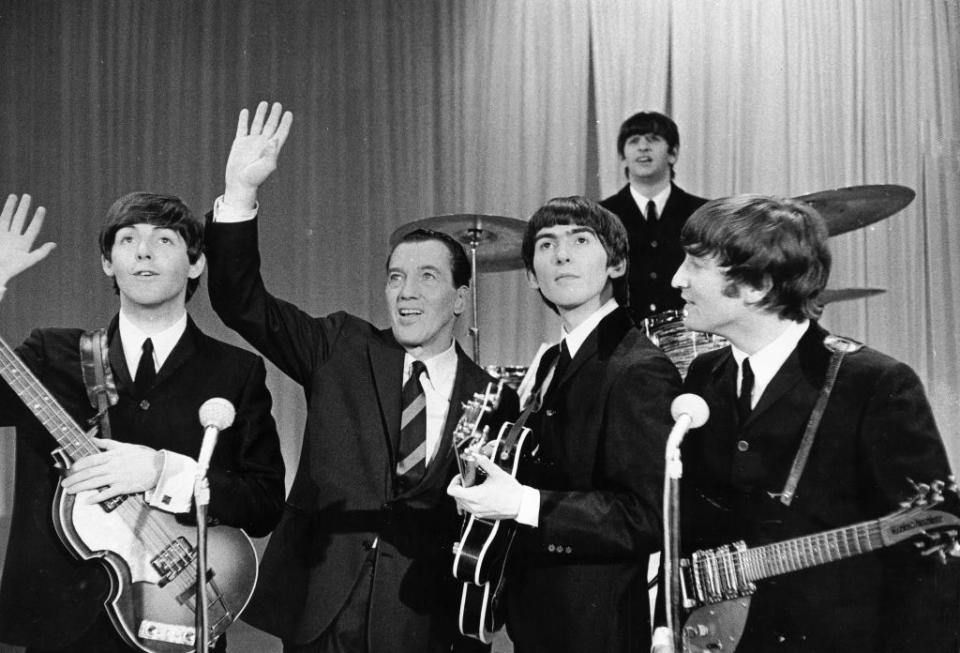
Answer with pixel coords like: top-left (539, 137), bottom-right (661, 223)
top-left (1, 3), bottom-right (959, 650)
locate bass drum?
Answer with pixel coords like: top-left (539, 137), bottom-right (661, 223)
top-left (642, 310), bottom-right (728, 377)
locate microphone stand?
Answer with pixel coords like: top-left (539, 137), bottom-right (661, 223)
top-left (663, 419), bottom-right (688, 652)
top-left (194, 470), bottom-right (211, 650)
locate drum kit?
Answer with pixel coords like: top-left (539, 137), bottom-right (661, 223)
top-left (389, 184), bottom-right (914, 380)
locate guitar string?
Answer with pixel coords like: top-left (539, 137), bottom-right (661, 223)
top-left (0, 343), bottom-right (225, 616)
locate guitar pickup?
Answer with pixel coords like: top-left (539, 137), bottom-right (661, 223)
top-left (151, 536), bottom-right (197, 586)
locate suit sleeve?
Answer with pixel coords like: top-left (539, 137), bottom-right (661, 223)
top-left (204, 215), bottom-right (345, 388)
top-left (860, 361), bottom-right (960, 652)
top-left (533, 352), bottom-right (680, 558)
top-left (204, 354), bottom-right (286, 538)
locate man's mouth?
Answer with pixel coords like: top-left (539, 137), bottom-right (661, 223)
top-left (398, 308), bottom-right (423, 317)
top-left (133, 271), bottom-right (157, 277)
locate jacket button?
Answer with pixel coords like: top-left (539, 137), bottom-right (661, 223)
top-left (139, 400), bottom-right (150, 410)
top-left (545, 409), bottom-right (556, 417)
top-left (737, 440), bottom-right (750, 452)
top-left (547, 544), bottom-right (556, 552)
top-left (565, 546), bottom-right (572, 554)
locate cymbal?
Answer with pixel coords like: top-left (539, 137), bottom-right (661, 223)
top-left (792, 184), bottom-right (915, 236)
top-left (390, 214), bottom-right (526, 272)
top-left (817, 287), bottom-right (886, 305)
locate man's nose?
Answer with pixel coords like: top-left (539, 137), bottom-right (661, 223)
top-left (135, 240), bottom-right (152, 259)
top-left (554, 242), bottom-right (571, 263)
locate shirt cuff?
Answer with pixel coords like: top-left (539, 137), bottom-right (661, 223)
top-left (213, 195), bottom-right (258, 223)
top-left (651, 626), bottom-right (673, 651)
top-left (145, 450), bottom-right (198, 513)
top-left (515, 485), bottom-right (541, 527)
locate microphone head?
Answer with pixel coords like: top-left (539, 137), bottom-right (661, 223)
top-left (199, 397), bottom-right (236, 430)
top-left (671, 393), bottom-right (709, 428)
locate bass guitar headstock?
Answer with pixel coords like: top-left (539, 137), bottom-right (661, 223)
top-left (881, 477), bottom-right (960, 562)
top-left (452, 381), bottom-right (504, 487)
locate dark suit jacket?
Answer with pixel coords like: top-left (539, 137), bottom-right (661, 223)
top-left (0, 317), bottom-right (285, 649)
top-left (678, 322), bottom-right (960, 652)
top-left (204, 217), bottom-right (517, 652)
top-left (600, 182), bottom-right (707, 320)
top-left (505, 307), bottom-right (681, 653)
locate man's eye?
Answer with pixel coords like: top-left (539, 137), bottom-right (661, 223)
top-left (537, 241), bottom-right (553, 250)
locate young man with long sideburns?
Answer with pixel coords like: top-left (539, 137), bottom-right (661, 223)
top-left (0, 192), bottom-right (285, 652)
top-left (651, 194), bottom-right (960, 652)
top-left (448, 196), bottom-right (681, 653)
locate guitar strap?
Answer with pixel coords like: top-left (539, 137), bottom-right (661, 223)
top-left (778, 334), bottom-right (862, 506)
top-left (80, 328), bottom-right (119, 440)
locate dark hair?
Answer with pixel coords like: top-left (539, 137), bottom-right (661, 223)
top-left (616, 111), bottom-right (680, 179)
top-left (521, 196), bottom-right (629, 312)
top-left (386, 228), bottom-right (471, 289)
top-left (680, 195), bottom-right (831, 321)
top-left (99, 192), bottom-right (204, 300)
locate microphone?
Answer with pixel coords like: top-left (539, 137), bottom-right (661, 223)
top-left (665, 394), bottom-right (709, 479)
top-left (197, 398), bottom-right (236, 476)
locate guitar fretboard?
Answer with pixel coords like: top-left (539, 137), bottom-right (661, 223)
top-left (737, 520), bottom-right (883, 581)
top-left (0, 335), bottom-right (97, 461)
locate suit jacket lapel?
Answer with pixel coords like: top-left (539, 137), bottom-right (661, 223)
top-left (552, 307), bottom-right (633, 392)
top-left (153, 317), bottom-right (202, 387)
top-left (418, 344), bottom-right (473, 491)
top-left (368, 330), bottom-right (405, 458)
top-left (106, 316), bottom-right (133, 391)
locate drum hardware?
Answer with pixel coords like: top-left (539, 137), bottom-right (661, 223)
top-left (791, 184), bottom-right (915, 237)
top-left (817, 287), bottom-right (886, 305)
top-left (484, 365), bottom-right (529, 391)
top-left (390, 214), bottom-right (526, 363)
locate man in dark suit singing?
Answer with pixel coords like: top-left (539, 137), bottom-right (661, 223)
top-left (448, 196), bottom-right (682, 653)
top-left (0, 192), bottom-right (285, 652)
top-left (652, 194), bottom-right (960, 652)
top-left (600, 111), bottom-right (708, 321)
top-left (204, 101), bottom-right (517, 653)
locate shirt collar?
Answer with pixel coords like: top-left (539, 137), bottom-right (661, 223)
top-left (731, 319), bottom-right (809, 393)
top-left (561, 299), bottom-right (619, 358)
top-left (404, 339), bottom-right (458, 392)
top-left (629, 183), bottom-right (672, 219)
top-left (118, 310), bottom-right (189, 372)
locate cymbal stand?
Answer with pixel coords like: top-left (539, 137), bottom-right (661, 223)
top-left (466, 227), bottom-right (482, 363)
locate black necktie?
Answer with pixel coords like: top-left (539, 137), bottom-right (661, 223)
top-left (554, 340), bottom-right (572, 384)
top-left (135, 338), bottom-right (156, 397)
top-left (645, 199), bottom-right (658, 222)
top-left (737, 358), bottom-right (754, 423)
top-left (396, 360), bottom-right (428, 490)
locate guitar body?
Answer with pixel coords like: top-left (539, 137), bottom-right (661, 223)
top-left (53, 486), bottom-right (257, 653)
top-left (682, 596), bottom-right (751, 653)
top-left (453, 421), bottom-right (530, 640)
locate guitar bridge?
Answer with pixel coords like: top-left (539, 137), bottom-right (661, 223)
top-left (681, 541), bottom-right (756, 608)
top-left (151, 536), bottom-right (197, 586)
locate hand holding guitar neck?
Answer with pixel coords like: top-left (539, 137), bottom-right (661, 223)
top-left (0, 193), bottom-right (56, 298)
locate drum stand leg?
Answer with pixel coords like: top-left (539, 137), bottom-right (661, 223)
top-left (468, 233), bottom-right (481, 363)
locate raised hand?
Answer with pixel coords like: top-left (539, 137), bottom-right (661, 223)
top-left (0, 194), bottom-right (56, 293)
top-left (223, 101), bottom-right (294, 210)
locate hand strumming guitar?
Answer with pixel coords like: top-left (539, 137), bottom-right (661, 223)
top-left (447, 453), bottom-right (525, 521)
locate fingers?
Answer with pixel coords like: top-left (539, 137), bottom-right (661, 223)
top-left (235, 108), bottom-right (249, 138)
top-left (0, 194), bottom-right (16, 230)
top-left (21, 205), bottom-right (46, 240)
top-left (249, 101), bottom-right (269, 136)
top-left (273, 110), bottom-right (293, 151)
top-left (262, 102), bottom-right (283, 136)
top-left (10, 194), bottom-right (31, 233)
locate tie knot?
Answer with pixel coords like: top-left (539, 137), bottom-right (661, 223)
top-left (410, 360), bottom-right (427, 378)
top-left (645, 200), bottom-right (658, 221)
top-left (741, 358), bottom-right (754, 382)
top-left (142, 338), bottom-right (154, 356)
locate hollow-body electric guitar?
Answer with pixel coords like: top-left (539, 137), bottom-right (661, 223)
top-left (451, 381), bottom-right (538, 643)
top-left (0, 335), bottom-right (256, 653)
top-left (679, 481), bottom-right (960, 652)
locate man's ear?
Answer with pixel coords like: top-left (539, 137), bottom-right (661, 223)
top-left (608, 258), bottom-right (627, 279)
top-left (525, 268), bottom-right (541, 291)
top-left (453, 284), bottom-right (468, 316)
top-left (188, 253), bottom-right (206, 280)
top-left (101, 255), bottom-right (115, 278)
top-left (743, 275), bottom-right (773, 306)
top-left (668, 144), bottom-right (679, 166)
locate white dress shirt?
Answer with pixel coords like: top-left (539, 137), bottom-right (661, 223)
top-left (118, 310), bottom-right (197, 513)
top-left (730, 319), bottom-right (809, 409)
top-left (629, 183), bottom-right (672, 220)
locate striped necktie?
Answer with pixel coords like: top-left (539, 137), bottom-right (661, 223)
top-left (396, 360), bottom-right (428, 490)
